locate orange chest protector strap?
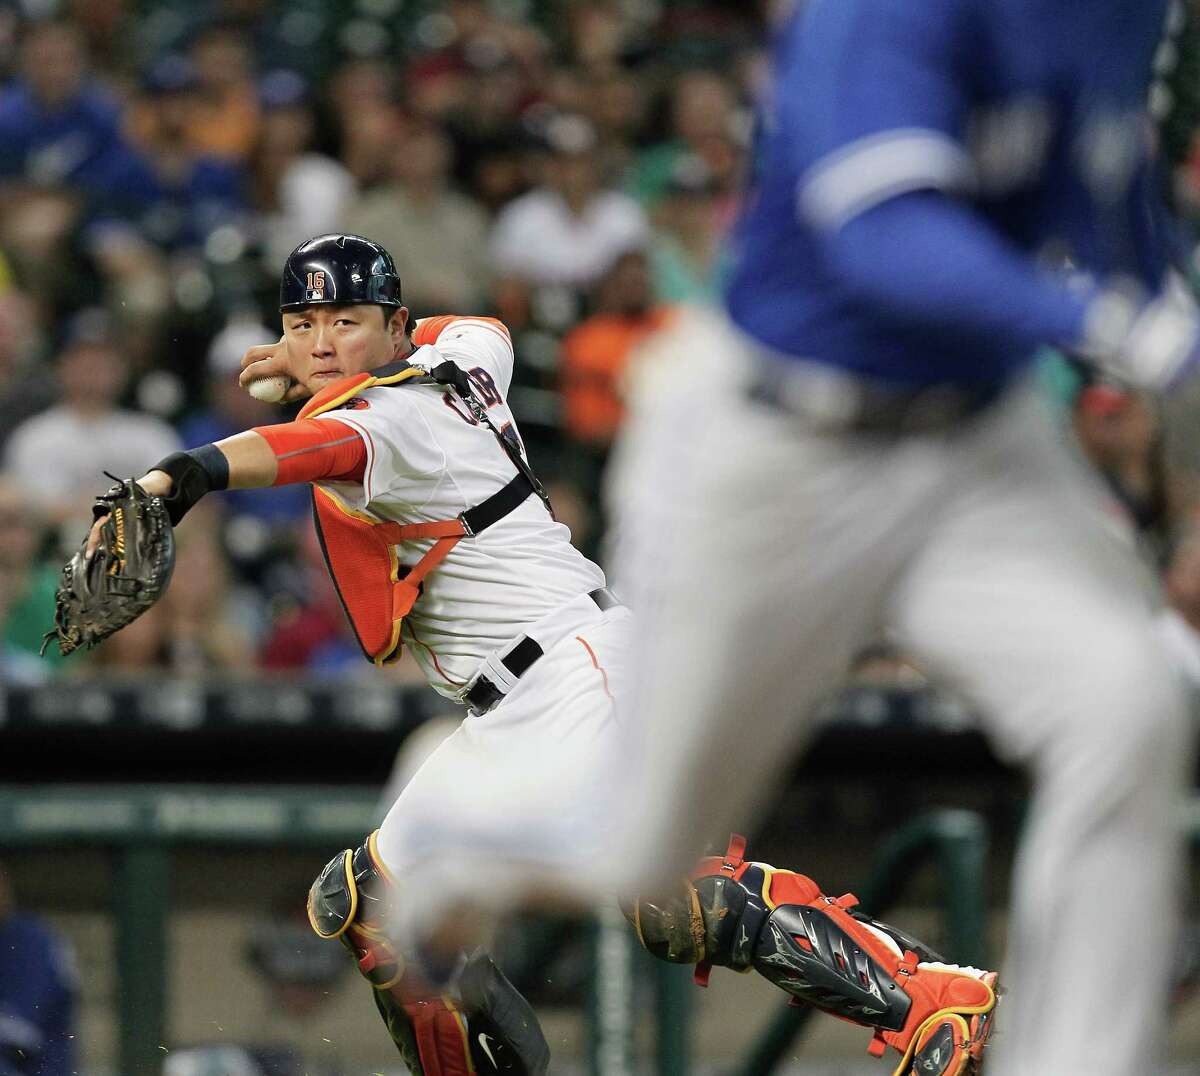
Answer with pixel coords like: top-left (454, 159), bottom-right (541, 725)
top-left (312, 472), bottom-right (537, 666)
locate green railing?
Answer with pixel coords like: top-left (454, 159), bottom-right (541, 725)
top-left (586, 903), bottom-right (694, 1076)
top-left (0, 788), bottom-right (990, 1076)
top-left (0, 783), bottom-right (695, 1076)
top-left (0, 784), bottom-right (383, 1076)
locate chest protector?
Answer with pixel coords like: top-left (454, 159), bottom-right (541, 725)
top-left (299, 359), bottom-right (550, 666)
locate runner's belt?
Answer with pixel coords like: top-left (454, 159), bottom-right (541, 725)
top-left (463, 588), bottom-right (620, 715)
top-left (745, 351), bottom-right (1006, 435)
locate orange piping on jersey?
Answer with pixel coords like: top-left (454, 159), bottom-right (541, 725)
top-left (575, 635), bottom-right (613, 701)
top-left (403, 621), bottom-right (466, 687)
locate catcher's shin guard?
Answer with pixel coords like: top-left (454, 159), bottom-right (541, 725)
top-left (307, 831), bottom-right (550, 1075)
top-left (627, 835), bottom-right (998, 1076)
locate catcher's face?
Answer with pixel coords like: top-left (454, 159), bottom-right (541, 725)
top-left (283, 304), bottom-right (410, 394)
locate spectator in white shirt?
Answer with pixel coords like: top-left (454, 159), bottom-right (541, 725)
top-left (3, 310), bottom-right (181, 551)
top-left (251, 72), bottom-right (357, 272)
top-left (342, 121), bottom-right (491, 316)
top-left (489, 113), bottom-right (647, 290)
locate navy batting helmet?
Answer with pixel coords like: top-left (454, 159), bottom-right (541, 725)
top-left (279, 233), bottom-right (402, 313)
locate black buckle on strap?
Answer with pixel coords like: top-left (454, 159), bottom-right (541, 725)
top-left (464, 636), bottom-right (544, 714)
top-left (464, 677), bottom-right (504, 715)
top-left (502, 636), bottom-right (545, 678)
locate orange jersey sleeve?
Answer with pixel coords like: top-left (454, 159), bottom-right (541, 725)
top-left (251, 418), bottom-right (368, 486)
top-left (412, 315), bottom-right (511, 347)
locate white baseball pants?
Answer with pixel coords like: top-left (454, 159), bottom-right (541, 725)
top-left (605, 307), bottom-right (1192, 1076)
top-left (373, 604), bottom-right (632, 944)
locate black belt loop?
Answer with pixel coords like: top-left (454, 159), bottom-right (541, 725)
top-left (500, 636), bottom-right (544, 678)
top-left (589, 586), bottom-right (619, 612)
top-left (464, 588), bottom-right (619, 714)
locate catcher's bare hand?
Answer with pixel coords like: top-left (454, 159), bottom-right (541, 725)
top-left (86, 471), bottom-right (172, 559)
top-left (238, 338), bottom-right (311, 403)
top-left (84, 515), bottom-right (105, 561)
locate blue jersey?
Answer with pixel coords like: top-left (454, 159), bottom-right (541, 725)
top-left (724, 0), bottom-right (1179, 386)
top-left (0, 914), bottom-right (76, 1075)
top-left (0, 82), bottom-right (141, 193)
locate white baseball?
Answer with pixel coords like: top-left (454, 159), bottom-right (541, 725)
top-left (247, 375), bottom-right (292, 403)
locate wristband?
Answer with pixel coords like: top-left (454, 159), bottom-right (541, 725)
top-left (150, 445), bottom-right (230, 525)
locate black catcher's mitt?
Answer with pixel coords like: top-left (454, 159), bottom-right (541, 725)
top-left (42, 477), bottom-right (176, 657)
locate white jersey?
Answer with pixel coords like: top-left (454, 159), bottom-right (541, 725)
top-left (313, 316), bottom-right (605, 697)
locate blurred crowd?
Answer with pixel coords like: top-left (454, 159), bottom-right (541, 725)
top-left (3, 0), bottom-right (1200, 684)
top-left (0, 0), bottom-right (767, 679)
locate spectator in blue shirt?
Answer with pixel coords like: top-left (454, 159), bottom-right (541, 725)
top-left (0, 863), bottom-right (76, 1076)
top-left (0, 20), bottom-right (147, 203)
top-left (120, 55), bottom-right (248, 252)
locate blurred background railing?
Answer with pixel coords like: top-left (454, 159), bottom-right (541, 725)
top-left (0, 680), bottom-right (1012, 1075)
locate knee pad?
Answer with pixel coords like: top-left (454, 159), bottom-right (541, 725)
top-left (308, 830), bottom-right (404, 989)
top-left (627, 834), bottom-right (824, 971)
top-left (307, 832), bottom-right (549, 1075)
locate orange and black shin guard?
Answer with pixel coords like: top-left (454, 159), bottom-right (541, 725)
top-left (308, 831), bottom-right (549, 1076)
top-left (628, 835), bottom-right (997, 1076)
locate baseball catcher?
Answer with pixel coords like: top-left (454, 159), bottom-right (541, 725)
top-left (46, 233), bottom-right (999, 1076)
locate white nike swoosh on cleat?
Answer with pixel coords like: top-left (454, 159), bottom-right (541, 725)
top-left (477, 1031), bottom-right (499, 1068)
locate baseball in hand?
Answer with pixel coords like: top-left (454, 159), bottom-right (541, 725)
top-left (247, 375), bottom-right (292, 403)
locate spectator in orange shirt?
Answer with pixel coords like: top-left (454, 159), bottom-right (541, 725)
top-left (559, 249), bottom-right (673, 556)
top-left (186, 25), bottom-right (260, 162)
top-left (560, 248), bottom-right (673, 452)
